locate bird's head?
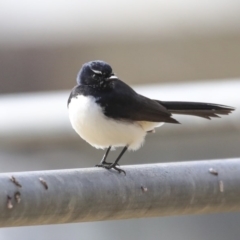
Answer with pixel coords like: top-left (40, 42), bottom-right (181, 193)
top-left (77, 60), bottom-right (115, 86)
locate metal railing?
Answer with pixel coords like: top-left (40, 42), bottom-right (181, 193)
top-left (1, 158), bottom-right (240, 228)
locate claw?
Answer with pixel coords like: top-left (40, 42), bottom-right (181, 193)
top-left (96, 161), bottom-right (119, 167)
top-left (96, 163), bottom-right (126, 175)
top-left (95, 164), bottom-right (109, 168)
top-left (105, 164), bottom-right (126, 175)
top-left (112, 166), bottom-right (126, 175)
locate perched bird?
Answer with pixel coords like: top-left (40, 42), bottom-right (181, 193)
top-left (68, 60), bottom-right (235, 174)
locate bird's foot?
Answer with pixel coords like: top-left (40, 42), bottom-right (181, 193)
top-left (96, 163), bottom-right (126, 175)
top-left (95, 160), bottom-right (119, 167)
top-left (105, 164), bottom-right (126, 175)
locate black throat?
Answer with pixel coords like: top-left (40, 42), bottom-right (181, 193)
top-left (67, 80), bottom-right (113, 107)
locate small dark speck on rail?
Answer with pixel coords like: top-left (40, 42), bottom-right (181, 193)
top-left (39, 177), bottom-right (48, 190)
top-left (14, 192), bottom-right (21, 203)
top-left (209, 168), bottom-right (218, 176)
top-left (7, 195), bottom-right (13, 209)
top-left (141, 186), bottom-right (148, 192)
top-left (10, 176), bottom-right (22, 188)
top-left (219, 180), bottom-right (224, 192)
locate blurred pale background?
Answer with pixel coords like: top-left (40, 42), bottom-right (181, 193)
top-left (0, 1), bottom-right (240, 240)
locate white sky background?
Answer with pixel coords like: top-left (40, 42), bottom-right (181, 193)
top-left (0, 0), bottom-right (240, 46)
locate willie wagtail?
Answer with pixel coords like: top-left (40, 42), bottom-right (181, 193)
top-left (68, 60), bottom-right (235, 174)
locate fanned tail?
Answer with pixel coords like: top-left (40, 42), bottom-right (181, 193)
top-left (158, 101), bottom-right (235, 120)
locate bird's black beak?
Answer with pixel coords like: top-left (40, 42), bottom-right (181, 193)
top-left (108, 73), bottom-right (117, 79)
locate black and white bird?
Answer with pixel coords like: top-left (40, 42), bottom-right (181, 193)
top-left (68, 60), bottom-right (235, 174)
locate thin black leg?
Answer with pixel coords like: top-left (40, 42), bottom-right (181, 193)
top-left (100, 146), bottom-right (111, 165)
top-left (96, 146), bottom-right (111, 167)
top-left (105, 146), bottom-right (128, 175)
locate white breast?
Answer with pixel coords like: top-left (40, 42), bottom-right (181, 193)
top-left (68, 95), bottom-right (150, 150)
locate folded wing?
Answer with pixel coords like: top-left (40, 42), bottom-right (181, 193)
top-left (98, 79), bottom-right (235, 123)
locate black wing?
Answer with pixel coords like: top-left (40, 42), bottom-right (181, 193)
top-left (96, 79), bottom-right (179, 124)
top-left (68, 79), bottom-right (235, 122)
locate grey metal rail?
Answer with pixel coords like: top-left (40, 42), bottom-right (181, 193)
top-left (0, 158), bottom-right (240, 227)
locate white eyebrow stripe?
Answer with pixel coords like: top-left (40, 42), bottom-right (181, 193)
top-left (91, 68), bottom-right (102, 74)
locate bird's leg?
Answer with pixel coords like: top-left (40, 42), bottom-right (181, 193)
top-left (96, 146), bottom-right (112, 167)
top-left (105, 146), bottom-right (128, 175)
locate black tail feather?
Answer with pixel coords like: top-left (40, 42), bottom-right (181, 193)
top-left (158, 101), bottom-right (235, 120)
